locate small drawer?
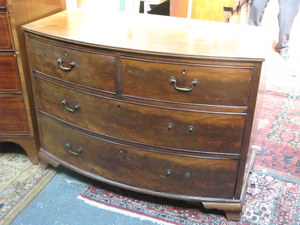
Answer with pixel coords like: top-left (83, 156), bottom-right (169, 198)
top-left (0, 55), bottom-right (21, 93)
top-left (40, 115), bottom-right (238, 199)
top-left (28, 36), bottom-right (117, 93)
top-left (122, 58), bottom-right (252, 106)
top-left (35, 78), bottom-right (245, 154)
top-left (0, 13), bottom-right (13, 51)
top-left (0, 0), bottom-right (6, 9)
top-left (0, 97), bottom-right (29, 134)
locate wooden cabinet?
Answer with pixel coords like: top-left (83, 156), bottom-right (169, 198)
top-left (0, 0), bottom-right (65, 163)
top-left (23, 10), bottom-right (270, 220)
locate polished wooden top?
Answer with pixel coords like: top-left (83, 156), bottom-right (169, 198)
top-left (23, 9), bottom-right (271, 61)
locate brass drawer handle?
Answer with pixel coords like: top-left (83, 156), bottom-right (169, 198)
top-left (57, 57), bottom-right (76, 71)
top-left (61, 99), bottom-right (80, 113)
top-left (168, 76), bottom-right (199, 92)
top-left (65, 143), bottom-right (84, 156)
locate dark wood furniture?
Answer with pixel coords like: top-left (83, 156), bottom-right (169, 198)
top-left (23, 9), bottom-right (270, 220)
top-left (0, 0), bottom-right (65, 163)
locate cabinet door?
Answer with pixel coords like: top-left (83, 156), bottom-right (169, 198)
top-left (0, 13), bottom-right (13, 51)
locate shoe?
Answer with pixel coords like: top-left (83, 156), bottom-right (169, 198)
top-left (278, 48), bottom-right (289, 60)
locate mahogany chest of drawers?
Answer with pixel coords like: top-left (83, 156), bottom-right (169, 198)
top-left (0, 0), bottom-right (65, 163)
top-left (23, 9), bottom-right (270, 220)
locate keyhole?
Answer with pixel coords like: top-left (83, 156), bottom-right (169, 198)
top-left (182, 69), bottom-right (186, 75)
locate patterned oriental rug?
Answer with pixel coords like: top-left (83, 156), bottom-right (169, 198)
top-left (78, 172), bottom-right (300, 225)
top-left (252, 88), bottom-right (300, 182)
top-left (0, 145), bottom-right (56, 225)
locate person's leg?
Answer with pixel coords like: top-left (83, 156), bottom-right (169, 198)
top-left (276, 0), bottom-right (300, 51)
top-left (249, 0), bottom-right (271, 26)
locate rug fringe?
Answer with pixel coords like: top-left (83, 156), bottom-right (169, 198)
top-left (77, 195), bottom-right (175, 225)
top-left (253, 168), bottom-right (300, 184)
top-left (1, 167), bottom-right (56, 225)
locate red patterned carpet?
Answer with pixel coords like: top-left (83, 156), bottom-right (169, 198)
top-left (252, 88), bottom-right (300, 181)
top-left (78, 172), bottom-right (300, 225)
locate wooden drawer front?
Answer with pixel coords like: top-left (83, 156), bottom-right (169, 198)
top-left (0, 97), bottom-right (29, 134)
top-left (0, 13), bottom-right (13, 51)
top-left (0, 0), bottom-right (6, 9)
top-left (28, 37), bottom-right (116, 93)
top-left (35, 78), bottom-right (245, 154)
top-left (122, 58), bottom-right (252, 106)
top-left (40, 115), bottom-right (238, 198)
top-left (0, 55), bottom-right (21, 92)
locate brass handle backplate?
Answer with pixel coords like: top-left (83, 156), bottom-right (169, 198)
top-left (57, 56), bottom-right (76, 71)
top-left (65, 143), bottom-right (84, 156)
top-left (61, 99), bottom-right (80, 113)
top-left (168, 76), bottom-right (199, 92)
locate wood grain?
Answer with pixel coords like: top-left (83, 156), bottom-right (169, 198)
top-left (122, 57), bottom-right (252, 106)
top-left (22, 9), bottom-right (271, 61)
top-left (0, 0), bottom-right (65, 164)
top-left (0, 97), bottom-right (29, 134)
top-left (0, 55), bottom-right (21, 92)
top-left (29, 36), bottom-right (116, 94)
top-left (23, 10), bottom-right (270, 220)
top-left (34, 77), bottom-right (245, 154)
top-left (40, 114), bottom-right (239, 198)
top-left (0, 13), bottom-right (13, 50)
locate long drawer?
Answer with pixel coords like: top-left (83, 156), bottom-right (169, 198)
top-left (39, 114), bottom-right (239, 198)
top-left (28, 36), bottom-right (117, 93)
top-left (122, 57), bottom-right (252, 106)
top-left (0, 55), bottom-right (21, 93)
top-left (0, 12), bottom-right (13, 51)
top-left (0, 97), bottom-right (29, 134)
top-left (35, 77), bottom-right (245, 154)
